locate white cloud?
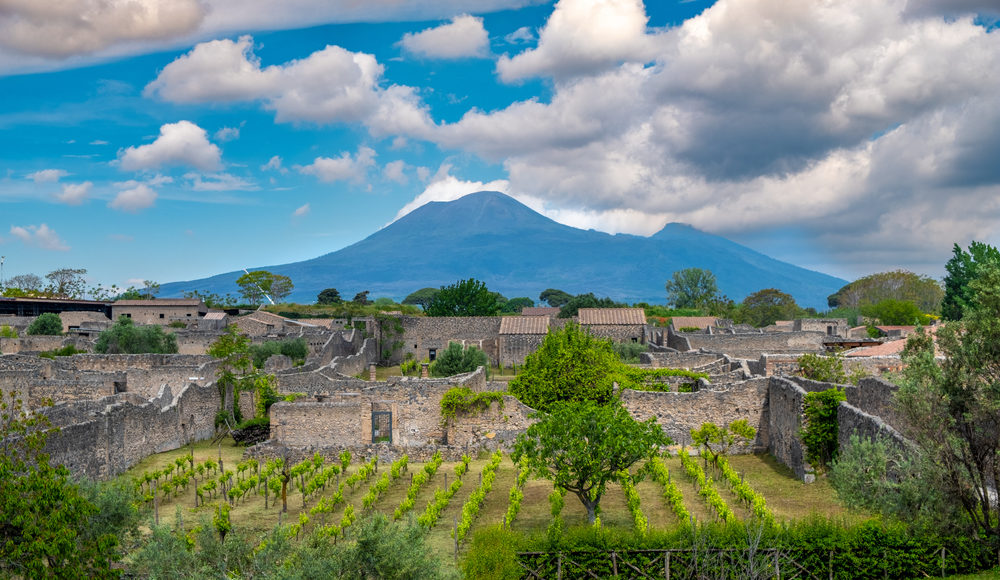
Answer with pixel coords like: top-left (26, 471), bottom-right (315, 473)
top-left (9, 224), bottom-right (69, 251)
top-left (382, 160), bottom-right (408, 184)
top-left (394, 165), bottom-right (511, 221)
top-left (0, 0), bottom-right (205, 57)
top-left (26, 169), bottom-right (68, 183)
top-left (399, 15), bottom-right (490, 59)
top-left (89, 139), bottom-right (109, 145)
top-left (298, 146), bottom-right (376, 183)
top-left (214, 125), bottom-right (241, 142)
top-left (145, 36), bottom-right (435, 136)
top-left (504, 26), bottom-right (534, 44)
top-left (496, 0), bottom-right (662, 82)
top-left (109, 183), bottom-right (157, 212)
top-left (118, 120), bottom-right (222, 171)
top-left (56, 181), bottom-right (92, 205)
top-left (185, 172), bottom-right (256, 191)
top-left (293, 203), bottom-right (310, 217)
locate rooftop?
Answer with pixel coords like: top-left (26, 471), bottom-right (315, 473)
top-left (500, 316), bottom-right (550, 335)
top-left (578, 308), bottom-right (646, 326)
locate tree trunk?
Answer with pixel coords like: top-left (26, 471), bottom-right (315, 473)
top-left (580, 495), bottom-right (600, 524)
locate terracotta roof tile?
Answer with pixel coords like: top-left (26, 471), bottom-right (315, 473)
top-left (578, 308), bottom-right (646, 325)
top-left (500, 316), bottom-right (550, 335)
top-left (521, 307), bottom-right (560, 316)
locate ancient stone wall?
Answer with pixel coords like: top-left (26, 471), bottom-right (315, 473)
top-left (842, 377), bottom-right (909, 436)
top-left (765, 377), bottom-right (813, 480)
top-left (0, 335), bottom-right (89, 354)
top-left (685, 332), bottom-right (826, 359)
top-left (583, 324), bottom-right (646, 343)
top-left (639, 351), bottom-right (725, 369)
top-left (499, 334), bottom-right (545, 366)
top-left (837, 401), bottom-right (912, 460)
top-left (328, 337), bottom-right (378, 377)
top-left (399, 316), bottom-right (502, 364)
top-left (447, 396), bottom-right (537, 451)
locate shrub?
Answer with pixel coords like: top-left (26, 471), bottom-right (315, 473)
top-left (439, 386), bottom-right (505, 421)
top-left (167, 320), bottom-right (187, 328)
top-left (26, 312), bottom-right (62, 335)
top-left (429, 342), bottom-right (488, 377)
top-left (801, 388), bottom-right (847, 471)
top-left (94, 316), bottom-right (178, 354)
top-left (612, 341), bottom-right (648, 363)
top-left (0, 325), bottom-right (17, 338)
top-left (249, 337), bottom-right (308, 368)
top-left (38, 345), bottom-right (87, 359)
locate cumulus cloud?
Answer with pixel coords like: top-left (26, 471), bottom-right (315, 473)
top-left (56, 181), bottom-right (92, 205)
top-left (496, 0), bottom-right (663, 82)
top-left (109, 183), bottom-right (157, 212)
top-left (118, 120), bottom-right (222, 171)
top-left (382, 160), bottom-right (408, 184)
top-left (298, 146), bottom-right (376, 183)
top-left (504, 26), bottom-right (534, 44)
top-left (214, 125), bottom-right (241, 142)
top-left (292, 203), bottom-right (310, 217)
top-left (9, 224), bottom-right (69, 251)
top-left (26, 169), bottom-right (68, 183)
top-left (393, 165), bottom-right (511, 221)
top-left (0, 0), bottom-right (205, 58)
top-left (185, 172), bottom-right (255, 191)
top-left (260, 155), bottom-right (287, 174)
top-left (145, 36), bottom-right (434, 135)
top-left (399, 15), bottom-right (490, 59)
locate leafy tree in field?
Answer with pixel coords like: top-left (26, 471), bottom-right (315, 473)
top-left (539, 288), bottom-right (573, 308)
top-left (0, 391), bottom-right (121, 577)
top-left (737, 288), bottom-right (802, 327)
top-left (941, 241), bottom-right (1000, 320)
top-left (26, 312), bottom-right (62, 335)
top-left (557, 293), bottom-right (622, 318)
top-left (665, 268), bottom-right (720, 310)
top-left (426, 278), bottom-right (502, 317)
top-left (860, 299), bottom-right (930, 325)
top-left (513, 400), bottom-right (670, 523)
top-left (208, 325), bottom-right (253, 422)
top-left (316, 288), bottom-right (342, 305)
top-left (352, 290), bottom-right (371, 306)
top-left (690, 419), bottom-right (756, 468)
top-left (500, 296), bottom-right (535, 313)
top-left (94, 316), bottom-right (178, 354)
top-left (402, 287), bottom-right (440, 310)
top-left (429, 342), bottom-right (489, 377)
top-left (45, 267), bottom-right (87, 299)
top-left (827, 269), bottom-right (944, 312)
top-left (236, 270), bottom-right (294, 305)
top-left (509, 323), bottom-right (621, 411)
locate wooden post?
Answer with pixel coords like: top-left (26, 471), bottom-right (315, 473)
top-left (612, 551), bottom-right (618, 576)
top-left (153, 480), bottom-right (159, 526)
top-left (453, 514), bottom-right (458, 559)
top-left (941, 546), bottom-right (946, 578)
top-left (557, 553), bottom-right (562, 580)
top-left (829, 549), bottom-right (834, 580)
top-left (774, 551), bottom-right (779, 577)
top-left (665, 551), bottom-right (670, 580)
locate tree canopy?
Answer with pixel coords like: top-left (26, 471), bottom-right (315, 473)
top-left (509, 323), bottom-right (621, 411)
top-left (402, 287), bottom-right (440, 310)
top-left (316, 288), bottom-right (342, 305)
top-left (665, 268), bottom-right (720, 311)
top-left (236, 270), bottom-right (294, 305)
top-left (45, 268), bottom-right (87, 299)
top-left (26, 312), bottom-right (62, 336)
top-left (94, 317), bottom-right (178, 354)
top-left (827, 269), bottom-right (944, 312)
top-left (425, 278), bottom-right (502, 317)
top-left (513, 400), bottom-right (670, 523)
top-left (500, 296), bottom-right (534, 314)
top-left (429, 342), bottom-right (489, 377)
top-left (539, 288), bottom-right (573, 308)
top-left (860, 299), bottom-right (931, 326)
top-left (942, 241), bottom-right (1000, 320)
top-left (737, 288), bottom-right (801, 327)
top-left (557, 293), bottom-right (622, 318)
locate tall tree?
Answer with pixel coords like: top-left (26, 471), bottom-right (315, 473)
top-left (665, 268), bottom-right (720, 311)
top-left (6, 273), bottom-right (43, 292)
top-left (513, 401), bottom-right (670, 523)
top-left (207, 325), bottom-right (253, 421)
top-left (557, 293), bottom-right (621, 318)
top-left (859, 299), bottom-right (930, 325)
top-left (827, 270), bottom-right (944, 312)
top-left (425, 278), bottom-right (502, 317)
top-left (316, 288), bottom-right (342, 305)
top-left (352, 290), bottom-right (370, 306)
top-left (235, 271), bottom-right (294, 305)
top-left (402, 287), bottom-right (439, 310)
top-left (941, 242), bottom-right (1000, 320)
top-left (142, 280), bottom-right (160, 300)
top-left (539, 288), bottom-right (573, 308)
top-left (738, 288), bottom-right (801, 327)
top-left (45, 268), bottom-right (87, 299)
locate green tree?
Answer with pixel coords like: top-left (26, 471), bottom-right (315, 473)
top-left (539, 288), bottom-right (573, 308)
top-left (352, 290), bottom-right (370, 306)
top-left (942, 241), bottom-right (1000, 320)
top-left (827, 269), bottom-right (944, 312)
top-left (513, 400), bottom-right (670, 523)
top-left (208, 325), bottom-right (253, 422)
top-left (738, 288), bottom-right (801, 327)
top-left (316, 288), bottom-right (342, 305)
top-left (94, 316), bottom-right (178, 354)
top-left (429, 342), bottom-right (489, 377)
top-left (860, 298), bottom-right (930, 325)
top-left (426, 278), bottom-right (502, 317)
top-left (509, 323), bottom-right (621, 411)
top-left (0, 391), bottom-right (120, 577)
top-left (665, 268), bottom-right (720, 311)
top-left (45, 267), bottom-right (87, 298)
top-left (6, 273), bottom-right (43, 292)
top-left (26, 312), bottom-right (63, 335)
top-left (690, 419), bottom-right (756, 467)
top-left (142, 280), bottom-right (160, 299)
top-left (557, 293), bottom-right (621, 318)
top-left (891, 263), bottom-right (1000, 548)
top-left (236, 270), bottom-right (294, 305)
top-left (500, 296), bottom-right (535, 314)
top-left (402, 287), bottom-right (440, 310)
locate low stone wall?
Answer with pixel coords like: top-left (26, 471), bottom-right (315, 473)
top-left (329, 337), bottom-right (378, 377)
top-left (0, 335), bottom-right (89, 354)
top-left (685, 332), bottom-right (826, 359)
top-left (447, 395), bottom-right (537, 450)
top-left (837, 401), bottom-right (912, 460)
top-left (640, 351), bottom-right (726, 369)
top-left (765, 377), bottom-right (814, 481)
top-left (842, 377), bottom-right (908, 436)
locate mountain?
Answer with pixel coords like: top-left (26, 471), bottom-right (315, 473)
top-left (157, 191), bottom-right (845, 310)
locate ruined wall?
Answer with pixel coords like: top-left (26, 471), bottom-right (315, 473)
top-left (621, 378), bottom-right (769, 451)
top-left (328, 337), bottom-right (378, 377)
top-left (684, 332), bottom-right (826, 359)
top-left (319, 329), bottom-right (364, 366)
top-left (765, 377), bottom-right (813, 481)
top-left (793, 319), bottom-right (849, 337)
top-left (837, 401), bottom-right (912, 460)
top-left (499, 334), bottom-right (545, 366)
top-left (640, 351), bottom-right (728, 370)
top-left (0, 335), bottom-right (90, 354)
top-left (841, 377), bottom-right (909, 436)
top-left (447, 396), bottom-right (537, 451)
top-left (399, 316), bottom-right (502, 364)
top-left (583, 324), bottom-right (646, 343)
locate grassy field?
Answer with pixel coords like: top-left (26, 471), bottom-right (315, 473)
top-left (125, 439), bottom-right (857, 563)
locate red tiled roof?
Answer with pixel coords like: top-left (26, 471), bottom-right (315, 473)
top-left (500, 316), bottom-right (550, 335)
top-left (671, 316), bottom-right (719, 330)
top-left (521, 307), bottom-right (560, 317)
top-left (578, 308), bottom-right (646, 325)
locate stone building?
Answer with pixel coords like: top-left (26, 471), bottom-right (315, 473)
top-left (793, 318), bottom-right (849, 338)
top-left (498, 315), bottom-right (549, 366)
top-left (578, 308), bottom-right (646, 343)
top-left (111, 298), bottom-right (208, 325)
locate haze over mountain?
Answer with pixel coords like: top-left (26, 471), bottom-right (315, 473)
top-left (158, 192), bottom-right (845, 310)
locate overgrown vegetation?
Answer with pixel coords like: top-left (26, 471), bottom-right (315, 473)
top-left (249, 337), bottom-right (308, 369)
top-left (0, 324), bottom-right (17, 338)
top-left (801, 388), bottom-right (847, 471)
top-left (38, 344), bottom-right (87, 359)
top-left (26, 312), bottom-right (63, 335)
top-left (797, 353), bottom-right (868, 385)
top-left (94, 316), bottom-right (178, 354)
top-left (439, 386), bottom-right (505, 421)
top-left (429, 341), bottom-right (489, 377)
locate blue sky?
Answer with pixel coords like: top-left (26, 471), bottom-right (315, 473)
top-left (0, 0), bottom-right (998, 296)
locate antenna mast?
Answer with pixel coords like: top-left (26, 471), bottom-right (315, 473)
top-left (242, 268), bottom-right (275, 309)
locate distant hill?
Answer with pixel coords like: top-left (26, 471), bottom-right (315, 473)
top-left (157, 191), bottom-right (845, 310)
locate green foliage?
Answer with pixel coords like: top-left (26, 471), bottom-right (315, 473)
top-left (665, 267), bottom-right (720, 310)
top-left (613, 366), bottom-right (709, 393)
top-left (402, 287), bottom-right (439, 310)
top-left (0, 391), bottom-right (121, 577)
top-left (557, 293), bottom-right (623, 318)
top-left (500, 296), bottom-right (535, 314)
top-left (508, 323), bottom-right (621, 411)
top-left (38, 344), bottom-right (87, 359)
top-left (439, 386), bottom-right (505, 420)
top-left (801, 388), bottom-right (847, 471)
top-left (316, 287), bottom-right (342, 305)
top-left (208, 325), bottom-right (253, 419)
top-left (677, 447), bottom-right (735, 522)
top-left (828, 269), bottom-right (944, 312)
top-left (426, 278), bottom-right (502, 316)
top-left (236, 270), bottom-right (294, 304)
top-left (539, 288), bottom-right (573, 307)
top-left (0, 325), bottom-right (17, 338)
top-left (797, 353), bottom-right (848, 384)
top-left (429, 341), bottom-right (489, 377)
top-left (26, 312), bottom-right (63, 335)
top-left (612, 340), bottom-right (648, 363)
top-left (690, 419), bottom-right (756, 466)
top-left (352, 290), bottom-right (370, 305)
top-left (737, 288), bottom-right (802, 327)
top-left (45, 267), bottom-right (88, 299)
top-left (249, 337), bottom-right (308, 368)
top-left (648, 457), bottom-right (689, 521)
top-left (860, 298), bottom-right (931, 325)
top-left (942, 241), bottom-right (1000, 320)
top-left (455, 450), bottom-right (503, 542)
top-left (94, 316), bottom-right (178, 354)
top-left (513, 400), bottom-right (671, 523)
top-left (167, 320), bottom-right (187, 328)
top-left (461, 525), bottom-right (525, 580)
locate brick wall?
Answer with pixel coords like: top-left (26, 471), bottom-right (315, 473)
top-left (684, 332), bottom-right (826, 359)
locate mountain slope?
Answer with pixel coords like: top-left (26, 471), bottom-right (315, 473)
top-left (157, 191), bottom-right (845, 310)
